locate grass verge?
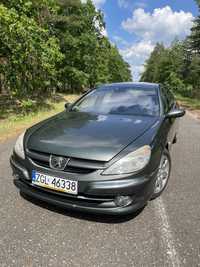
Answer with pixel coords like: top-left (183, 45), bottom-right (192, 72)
top-left (176, 94), bottom-right (200, 110)
top-left (0, 94), bottom-right (79, 142)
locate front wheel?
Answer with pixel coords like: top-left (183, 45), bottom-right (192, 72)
top-left (151, 149), bottom-right (171, 200)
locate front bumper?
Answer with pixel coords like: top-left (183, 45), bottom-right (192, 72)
top-left (10, 155), bottom-right (158, 215)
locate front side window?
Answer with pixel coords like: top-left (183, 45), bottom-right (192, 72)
top-left (71, 86), bottom-right (160, 116)
top-left (160, 86), bottom-right (175, 113)
top-left (160, 88), bottom-right (169, 114)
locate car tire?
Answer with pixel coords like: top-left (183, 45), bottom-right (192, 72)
top-left (151, 149), bottom-right (171, 200)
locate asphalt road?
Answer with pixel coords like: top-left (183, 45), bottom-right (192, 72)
top-left (0, 114), bottom-right (200, 267)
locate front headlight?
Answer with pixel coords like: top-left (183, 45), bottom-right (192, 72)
top-left (14, 131), bottom-right (26, 159)
top-left (102, 145), bottom-right (151, 175)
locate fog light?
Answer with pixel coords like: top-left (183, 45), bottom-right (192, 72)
top-left (114, 196), bottom-right (133, 207)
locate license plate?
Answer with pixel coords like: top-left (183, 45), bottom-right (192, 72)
top-left (32, 171), bottom-right (78, 195)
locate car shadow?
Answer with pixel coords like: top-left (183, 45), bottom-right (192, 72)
top-left (20, 192), bottom-right (145, 224)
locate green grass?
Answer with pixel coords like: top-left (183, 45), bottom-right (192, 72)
top-left (175, 94), bottom-right (200, 110)
top-left (0, 94), bottom-right (79, 142)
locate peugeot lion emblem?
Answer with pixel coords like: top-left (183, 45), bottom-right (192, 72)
top-left (50, 155), bottom-right (70, 171)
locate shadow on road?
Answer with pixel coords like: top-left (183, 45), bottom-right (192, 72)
top-left (20, 192), bottom-right (144, 224)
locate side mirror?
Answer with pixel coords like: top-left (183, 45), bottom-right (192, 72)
top-left (166, 108), bottom-right (185, 119)
top-left (64, 102), bottom-right (71, 110)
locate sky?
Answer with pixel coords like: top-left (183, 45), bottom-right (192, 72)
top-left (87, 0), bottom-right (199, 81)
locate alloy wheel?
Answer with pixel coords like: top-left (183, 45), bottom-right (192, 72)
top-left (154, 154), bottom-right (170, 194)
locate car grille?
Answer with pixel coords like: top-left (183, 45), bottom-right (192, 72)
top-left (26, 149), bottom-right (106, 174)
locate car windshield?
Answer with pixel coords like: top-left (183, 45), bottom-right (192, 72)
top-left (71, 86), bottom-right (160, 116)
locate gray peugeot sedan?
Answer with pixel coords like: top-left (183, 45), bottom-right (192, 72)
top-left (10, 82), bottom-right (185, 215)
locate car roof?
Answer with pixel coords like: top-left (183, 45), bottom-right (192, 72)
top-left (98, 82), bottom-right (159, 90)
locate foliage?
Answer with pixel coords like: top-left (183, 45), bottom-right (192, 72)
top-left (141, 40), bottom-right (200, 98)
top-left (141, 1), bottom-right (200, 99)
top-left (108, 45), bottom-right (132, 83)
top-left (0, 0), bottom-right (131, 99)
top-left (0, 3), bottom-right (63, 97)
top-left (197, 0), bottom-right (200, 4)
top-left (190, 2), bottom-right (200, 54)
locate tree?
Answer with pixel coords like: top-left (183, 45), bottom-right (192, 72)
top-left (190, 19), bottom-right (200, 53)
top-left (108, 45), bottom-right (131, 83)
top-left (140, 41), bottom-right (191, 95)
top-left (139, 0), bottom-right (200, 99)
top-left (52, 0), bottom-right (131, 91)
top-left (140, 43), bottom-right (165, 83)
top-left (187, 55), bottom-right (200, 96)
top-left (196, 0), bottom-right (200, 4)
top-left (0, 0), bottom-right (132, 99)
top-left (0, 3), bottom-right (62, 97)
top-left (1, 0), bottom-right (58, 25)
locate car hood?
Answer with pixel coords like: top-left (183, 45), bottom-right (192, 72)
top-left (27, 111), bottom-right (158, 161)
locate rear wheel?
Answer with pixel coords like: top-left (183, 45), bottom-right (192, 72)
top-left (151, 149), bottom-right (171, 200)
